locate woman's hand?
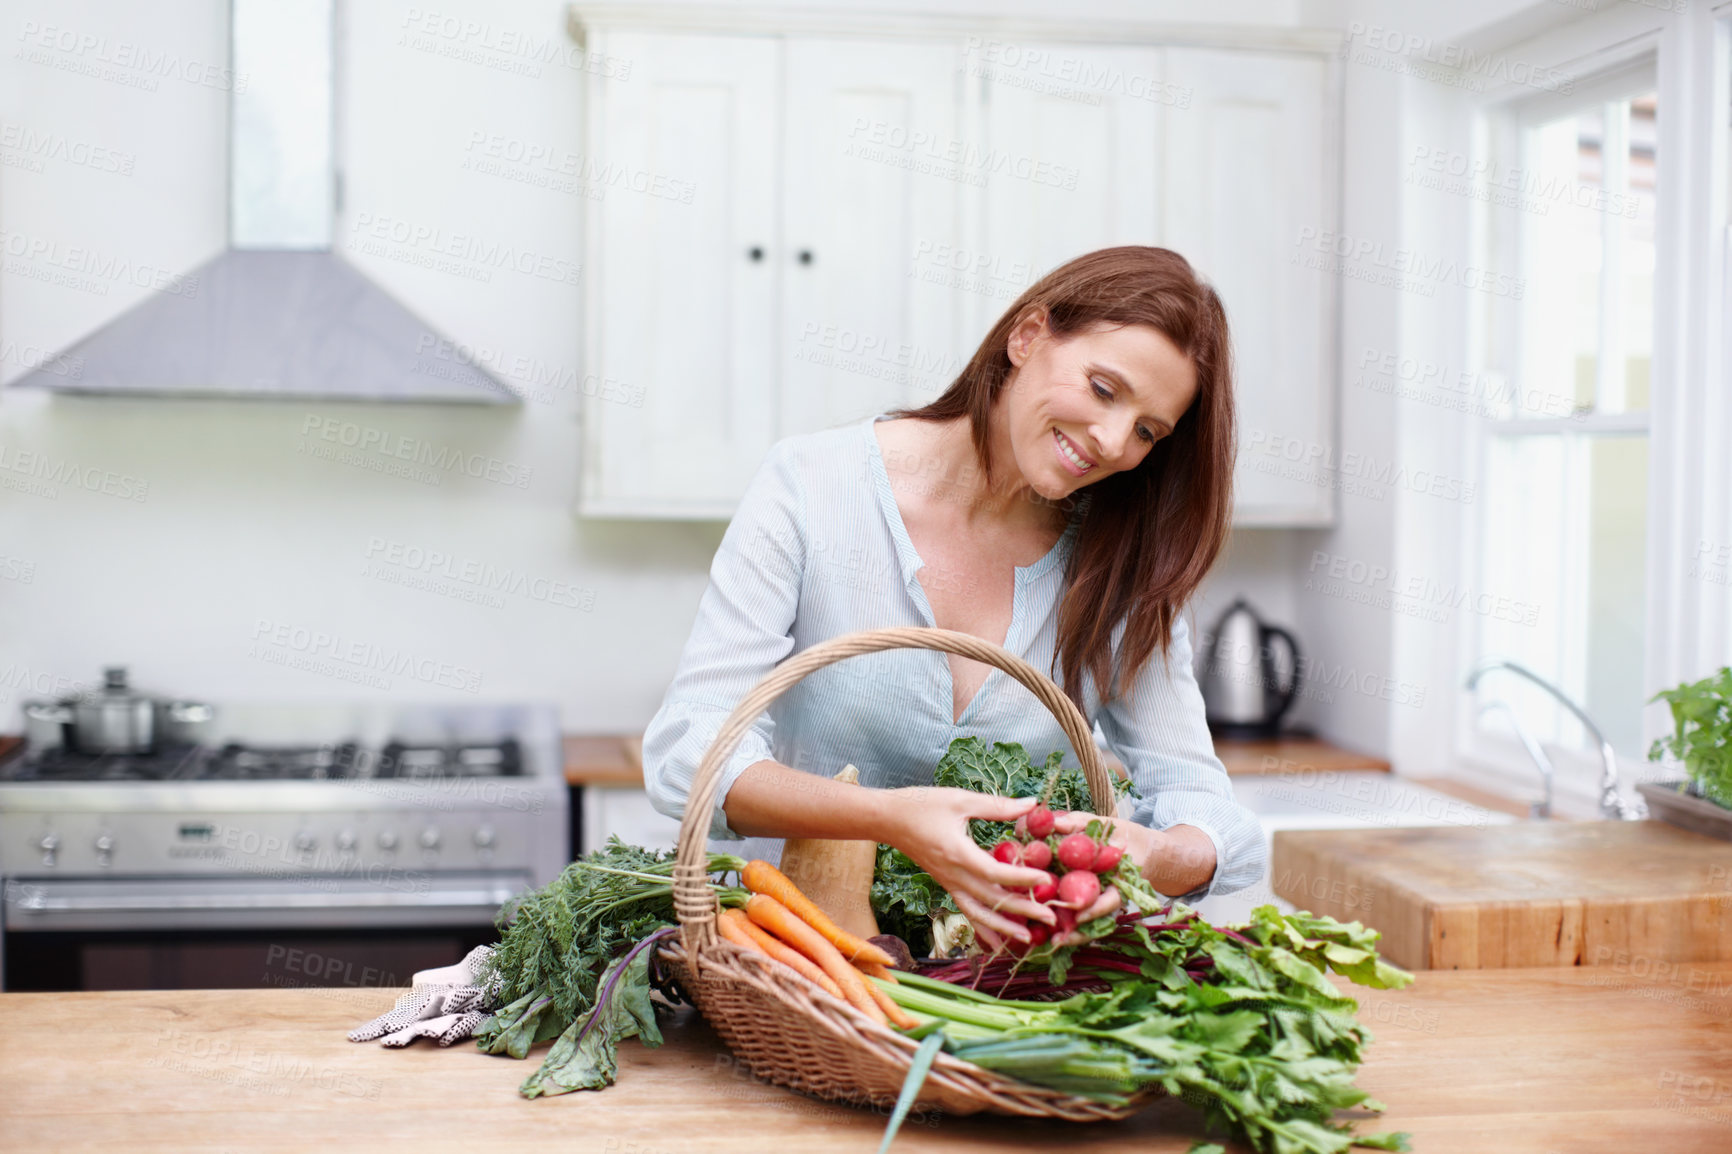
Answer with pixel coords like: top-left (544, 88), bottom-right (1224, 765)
top-left (881, 786), bottom-right (1056, 951)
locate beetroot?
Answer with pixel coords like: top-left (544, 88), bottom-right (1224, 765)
top-left (1057, 833), bottom-right (1097, 871)
top-left (991, 840), bottom-right (1020, 865)
top-left (1026, 804), bottom-right (1056, 840)
top-left (1019, 839), bottom-right (1053, 870)
top-left (1028, 871), bottom-right (1059, 904)
top-left (1056, 869), bottom-right (1101, 909)
top-left (1092, 843), bottom-right (1124, 872)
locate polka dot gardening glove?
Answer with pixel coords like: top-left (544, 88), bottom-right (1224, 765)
top-left (347, 944), bottom-right (497, 1048)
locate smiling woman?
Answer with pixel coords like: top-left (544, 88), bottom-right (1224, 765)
top-left (642, 246), bottom-right (1260, 954)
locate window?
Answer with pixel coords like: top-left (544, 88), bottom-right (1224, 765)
top-left (1473, 74), bottom-right (1657, 760)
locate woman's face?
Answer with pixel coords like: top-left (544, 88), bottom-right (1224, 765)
top-left (999, 313), bottom-right (1200, 502)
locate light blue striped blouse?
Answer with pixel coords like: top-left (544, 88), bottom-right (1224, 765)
top-left (642, 416), bottom-right (1267, 899)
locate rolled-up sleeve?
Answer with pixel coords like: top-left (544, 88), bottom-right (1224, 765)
top-left (642, 441), bottom-right (805, 841)
top-left (1096, 612), bottom-right (1268, 899)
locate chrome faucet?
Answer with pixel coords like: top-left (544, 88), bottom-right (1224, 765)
top-left (1465, 659), bottom-right (1648, 821)
top-left (1476, 699), bottom-right (1555, 819)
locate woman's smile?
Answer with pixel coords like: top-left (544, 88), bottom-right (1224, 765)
top-left (1053, 428), bottom-right (1096, 476)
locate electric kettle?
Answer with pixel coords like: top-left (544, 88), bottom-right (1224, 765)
top-left (1198, 599), bottom-right (1301, 739)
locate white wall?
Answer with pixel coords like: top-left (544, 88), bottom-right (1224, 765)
top-left (1, 0), bottom-right (725, 728)
top-left (0, 0), bottom-right (1557, 743)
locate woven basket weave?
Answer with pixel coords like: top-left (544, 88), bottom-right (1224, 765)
top-left (662, 625), bottom-right (1160, 1120)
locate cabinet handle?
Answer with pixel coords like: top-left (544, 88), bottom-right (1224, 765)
top-left (797, 249), bottom-right (813, 265)
top-left (747, 246), bottom-right (765, 262)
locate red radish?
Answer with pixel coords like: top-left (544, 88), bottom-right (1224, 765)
top-left (1057, 832), bottom-right (1097, 871)
top-left (1026, 804), bottom-right (1056, 839)
top-left (1013, 814), bottom-right (1029, 839)
top-left (1052, 906), bottom-right (1078, 935)
top-left (1055, 869), bottom-right (1101, 909)
top-left (1092, 843), bottom-right (1124, 872)
top-left (1023, 922), bottom-right (1050, 948)
top-left (991, 840), bottom-right (1020, 864)
top-left (1019, 839), bottom-right (1053, 870)
top-left (1028, 871), bottom-right (1059, 903)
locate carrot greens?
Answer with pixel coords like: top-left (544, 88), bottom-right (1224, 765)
top-left (475, 837), bottom-right (747, 1096)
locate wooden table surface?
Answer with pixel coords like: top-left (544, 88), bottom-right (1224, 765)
top-left (1273, 821), bottom-right (1732, 971)
top-left (3, 962), bottom-right (1729, 1153)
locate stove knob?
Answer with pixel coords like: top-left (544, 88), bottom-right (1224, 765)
top-left (473, 825), bottom-right (496, 849)
top-left (419, 827), bottom-right (442, 850)
top-left (94, 833), bottom-right (115, 868)
top-left (377, 829), bottom-right (399, 851)
top-left (38, 833), bottom-right (59, 868)
top-left (335, 829), bottom-right (358, 853)
top-left (294, 831), bottom-right (317, 853)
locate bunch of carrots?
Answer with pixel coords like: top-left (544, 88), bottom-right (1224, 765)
top-left (718, 860), bottom-right (919, 1030)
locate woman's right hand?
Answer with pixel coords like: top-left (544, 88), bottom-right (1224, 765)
top-left (880, 786), bottom-right (1056, 951)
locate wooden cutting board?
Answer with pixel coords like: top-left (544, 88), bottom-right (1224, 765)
top-left (1271, 821), bottom-right (1732, 970)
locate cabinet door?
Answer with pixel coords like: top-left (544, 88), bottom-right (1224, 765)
top-left (580, 31), bottom-right (779, 517)
top-left (1163, 49), bottom-right (1335, 526)
top-left (580, 787), bottom-right (683, 856)
top-left (779, 38), bottom-right (965, 436)
top-left (971, 44), bottom-right (1165, 339)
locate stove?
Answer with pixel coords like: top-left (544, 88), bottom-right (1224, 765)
top-left (4, 738), bottom-right (523, 783)
top-left (0, 703), bottom-right (568, 989)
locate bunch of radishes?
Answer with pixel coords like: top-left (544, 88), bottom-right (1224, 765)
top-left (988, 801), bottom-right (1123, 951)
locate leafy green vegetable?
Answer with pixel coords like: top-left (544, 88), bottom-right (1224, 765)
top-left (1649, 666), bottom-right (1732, 806)
top-left (475, 837), bottom-right (747, 1095)
top-left (870, 737), bottom-right (1138, 952)
top-left (883, 901), bottom-right (1414, 1154)
top-left (519, 928), bottom-right (671, 1098)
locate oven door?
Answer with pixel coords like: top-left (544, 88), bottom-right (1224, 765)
top-left (2, 872), bottom-right (529, 931)
top-left (0, 873), bottom-right (527, 991)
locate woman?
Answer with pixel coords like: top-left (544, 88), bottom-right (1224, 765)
top-left (644, 247), bottom-right (1266, 950)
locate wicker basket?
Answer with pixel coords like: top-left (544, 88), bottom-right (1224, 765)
top-left (661, 625), bottom-right (1160, 1120)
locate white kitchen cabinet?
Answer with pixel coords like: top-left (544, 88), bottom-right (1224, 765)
top-left (579, 31), bottom-right (781, 518)
top-left (970, 44), bottom-right (1165, 337)
top-left (780, 38), bottom-right (966, 433)
top-left (1162, 49), bottom-right (1336, 526)
top-left (576, 21), bottom-right (1337, 527)
top-left (581, 786), bottom-right (683, 855)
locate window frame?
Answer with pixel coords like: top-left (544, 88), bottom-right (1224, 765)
top-left (1448, 9), bottom-right (1732, 812)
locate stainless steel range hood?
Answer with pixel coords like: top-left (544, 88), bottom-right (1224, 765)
top-left (11, 0), bottom-right (518, 404)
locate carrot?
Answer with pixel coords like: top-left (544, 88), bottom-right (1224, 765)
top-left (717, 907), bottom-right (770, 954)
top-left (742, 860), bottom-right (895, 968)
top-left (865, 977), bottom-right (920, 1030)
top-left (746, 894), bottom-right (887, 1026)
top-left (856, 959), bottom-right (897, 983)
top-left (720, 909), bottom-right (844, 999)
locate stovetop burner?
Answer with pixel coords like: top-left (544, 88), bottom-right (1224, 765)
top-left (0, 738), bottom-right (522, 783)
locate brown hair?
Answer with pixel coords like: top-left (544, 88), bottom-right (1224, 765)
top-left (895, 246), bottom-right (1234, 705)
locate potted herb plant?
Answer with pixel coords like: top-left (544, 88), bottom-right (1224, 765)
top-left (1644, 666), bottom-right (1732, 840)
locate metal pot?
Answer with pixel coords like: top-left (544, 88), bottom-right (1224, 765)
top-left (158, 700), bottom-right (216, 747)
top-left (70, 667), bottom-right (156, 755)
top-left (22, 700), bottom-right (72, 751)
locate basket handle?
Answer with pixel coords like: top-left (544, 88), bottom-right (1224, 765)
top-left (671, 626), bottom-right (1114, 958)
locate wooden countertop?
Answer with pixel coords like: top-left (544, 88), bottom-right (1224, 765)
top-left (1273, 821), bottom-right (1732, 971)
top-left (563, 734), bottom-right (1389, 787)
top-left (3, 963), bottom-right (1729, 1152)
